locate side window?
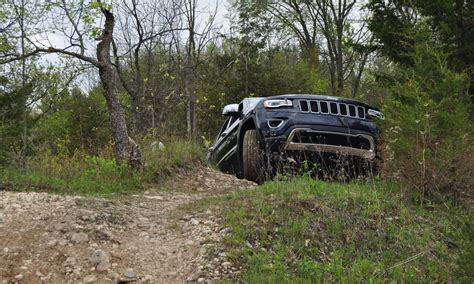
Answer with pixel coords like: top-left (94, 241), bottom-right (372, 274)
top-left (228, 115), bottom-right (238, 127)
top-left (218, 117), bottom-right (230, 136)
top-left (217, 115), bottom-right (239, 141)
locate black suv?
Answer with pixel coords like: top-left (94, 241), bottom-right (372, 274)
top-left (207, 94), bottom-right (384, 182)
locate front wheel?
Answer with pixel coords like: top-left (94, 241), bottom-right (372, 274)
top-left (242, 129), bottom-right (266, 182)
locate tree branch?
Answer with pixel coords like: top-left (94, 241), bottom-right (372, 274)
top-left (0, 47), bottom-right (101, 67)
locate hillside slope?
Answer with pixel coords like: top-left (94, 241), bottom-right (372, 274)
top-left (1, 170), bottom-right (472, 283)
top-left (0, 167), bottom-right (254, 283)
top-left (220, 177), bottom-right (473, 282)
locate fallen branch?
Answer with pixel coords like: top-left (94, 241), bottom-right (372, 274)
top-left (388, 250), bottom-right (431, 271)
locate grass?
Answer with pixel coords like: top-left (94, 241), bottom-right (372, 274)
top-left (0, 139), bottom-right (204, 196)
top-left (0, 153), bottom-right (142, 196)
top-left (142, 138), bottom-right (204, 183)
top-left (221, 176), bottom-right (473, 282)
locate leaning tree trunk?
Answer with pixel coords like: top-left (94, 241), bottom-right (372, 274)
top-left (97, 8), bottom-right (143, 169)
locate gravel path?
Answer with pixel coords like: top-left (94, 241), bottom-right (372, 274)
top-left (0, 167), bottom-right (255, 283)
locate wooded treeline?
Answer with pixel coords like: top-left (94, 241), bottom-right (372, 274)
top-left (1, 0), bottom-right (473, 199)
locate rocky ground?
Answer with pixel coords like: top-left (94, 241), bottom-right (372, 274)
top-left (0, 167), bottom-right (255, 283)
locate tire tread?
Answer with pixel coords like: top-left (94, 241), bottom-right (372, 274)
top-left (242, 129), bottom-right (261, 182)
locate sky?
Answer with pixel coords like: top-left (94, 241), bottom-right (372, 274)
top-left (35, 0), bottom-right (231, 90)
top-left (207, 0), bottom-right (231, 32)
top-left (44, 0), bottom-right (231, 53)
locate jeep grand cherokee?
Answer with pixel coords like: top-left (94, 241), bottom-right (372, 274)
top-left (207, 94), bottom-right (384, 182)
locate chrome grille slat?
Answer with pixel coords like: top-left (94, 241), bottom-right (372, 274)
top-left (299, 100), bottom-right (366, 119)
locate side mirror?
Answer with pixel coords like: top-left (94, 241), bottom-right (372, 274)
top-left (222, 104), bottom-right (241, 116)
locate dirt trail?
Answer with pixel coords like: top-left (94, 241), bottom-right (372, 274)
top-left (0, 167), bottom-right (255, 283)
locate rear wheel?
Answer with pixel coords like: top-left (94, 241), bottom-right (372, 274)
top-left (242, 129), bottom-right (265, 182)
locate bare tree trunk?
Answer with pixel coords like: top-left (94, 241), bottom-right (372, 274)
top-left (97, 8), bottom-right (143, 169)
top-left (191, 92), bottom-right (197, 133)
top-left (351, 51), bottom-right (369, 98)
top-left (184, 65), bottom-right (197, 134)
top-left (244, 54), bottom-right (249, 94)
top-left (307, 44), bottom-right (320, 72)
top-left (336, 18), bottom-right (344, 96)
top-left (184, 0), bottom-right (196, 136)
top-left (18, 0), bottom-right (28, 167)
top-left (184, 67), bottom-right (193, 134)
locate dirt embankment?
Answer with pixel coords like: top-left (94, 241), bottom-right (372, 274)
top-left (0, 167), bottom-right (255, 283)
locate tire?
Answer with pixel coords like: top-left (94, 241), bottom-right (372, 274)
top-left (242, 129), bottom-right (265, 182)
top-left (351, 157), bottom-right (379, 180)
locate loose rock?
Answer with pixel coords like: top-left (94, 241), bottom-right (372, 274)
top-left (144, 195), bottom-right (164, 201)
top-left (107, 271), bottom-right (120, 281)
top-left (89, 249), bottom-right (111, 272)
top-left (83, 274), bottom-right (97, 283)
top-left (71, 232), bottom-right (89, 243)
top-left (123, 268), bottom-right (138, 279)
top-left (63, 256), bottom-right (76, 267)
top-left (47, 239), bottom-right (58, 247)
top-left (186, 269), bottom-right (202, 282)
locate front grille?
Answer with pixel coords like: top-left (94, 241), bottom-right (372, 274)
top-left (299, 100), bottom-right (366, 119)
top-left (292, 131), bottom-right (371, 150)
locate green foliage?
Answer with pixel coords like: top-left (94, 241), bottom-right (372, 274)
top-left (367, 0), bottom-right (473, 76)
top-left (0, 77), bottom-right (29, 164)
top-left (382, 40), bottom-right (473, 201)
top-left (367, 0), bottom-right (419, 65)
top-left (412, 0), bottom-right (473, 72)
top-left (0, 59), bottom-right (73, 165)
top-left (0, 150), bottom-right (142, 196)
top-left (222, 177), bottom-right (472, 282)
top-left (34, 87), bottom-right (111, 155)
top-left (230, 0), bottom-right (273, 49)
top-left (0, 138), bottom-right (204, 196)
top-left (141, 138), bottom-right (205, 183)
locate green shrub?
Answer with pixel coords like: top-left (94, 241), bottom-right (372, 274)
top-left (0, 148), bottom-right (142, 195)
top-left (382, 41), bottom-right (473, 203)
top-left (33, 87), bottom-right (111, 155)
top-left (0, 138), bottom-right (204, 195)
top-left (141, 137), bottom-right (205, 183)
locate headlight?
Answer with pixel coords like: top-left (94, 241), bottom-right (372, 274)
top-left (368, 109), bottom-right (385, 120)
top-left (263, 99), bottom-right (293, 108)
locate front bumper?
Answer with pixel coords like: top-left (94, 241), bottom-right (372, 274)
top-left (262, 127), bottom-right (376, 160)
top-left (284, 128), bottom-right (376, 160)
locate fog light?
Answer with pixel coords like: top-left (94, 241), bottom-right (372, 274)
top-left (368, 109), bottom-right (385, 120)
top-left (268, 119), bottom-right (284, 128)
